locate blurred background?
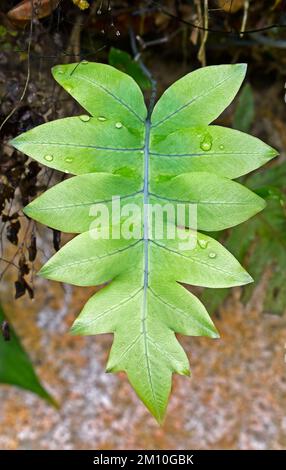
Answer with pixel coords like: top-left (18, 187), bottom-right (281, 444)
top-left (0, 0), bottom-right (286, 450)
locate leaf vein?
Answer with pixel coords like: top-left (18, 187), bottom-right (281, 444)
top-left (76, 287), bottom-right (144, 328)
top-left (15, 141), bottom-right (144, 152)
top-left (151, 240), bottom-right (236, 276)
top-left (149, 193), bottom-right (254, 205)
top-left (32, 191), bottom-right (143, 211)
top-left (150, 151), bottom-right (264, 158)
top-left (45, 239), bottom-right (142, 271)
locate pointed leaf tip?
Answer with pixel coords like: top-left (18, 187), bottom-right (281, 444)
top-left (210, 328), bottom-right (220, 339)
top-left (181, 367), bottom-right (191, 377)
top-left (233, 63), bottom-right (247, 79)
top-left (69, 321), bottom-right (84, 336)
top-left (242, 272), bottom-right (254, 285)
top-left (237, 63), bottom-right (247, 72)
top-left (22, 203), bottom-right (33, 218)
top-left (37, 264), bottom-right (51, 279)
top-left (258, 196), bottom-right (267, 211)
top-left (269, 147), bottom-right (279, 158)
top-left (10, 137), bottom-right (25, 153)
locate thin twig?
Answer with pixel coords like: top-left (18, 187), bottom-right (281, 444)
top-left (240, 0), bottom-right (250, 38)
top-left (198, 0), bottom-right (209, 66)
top-left (64, 14), bottom-right (83, 63)
top-left (136, 27), bottom-right (182, 50)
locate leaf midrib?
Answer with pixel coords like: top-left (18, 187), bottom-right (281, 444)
top-left (149, 193), bottom-right (257, 205)
top-left (150, 151), bottom-right (265, 158)
top-left (141, 116), bottom-right (158, 413)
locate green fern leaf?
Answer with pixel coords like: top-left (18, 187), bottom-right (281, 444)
top-left (11, 62), bottom-right (278, 422)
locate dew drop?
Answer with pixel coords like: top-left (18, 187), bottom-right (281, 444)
top-left (200, 133), bottom-right (213, 152)
top-left (198, 239), bottom-right (208, 249)
top-left (208, 252), bottom-right (217, 259)
top-left (44, 155), bottom-right (53, 162)
top-left (79, 115), bottom-right (91, 122)
top-left (65, 157), bottom-right (73, 163)
top-left (57, 69), bottom-right (64, 75)
top-left (81, 60), bottom-right (89, 64)
top-left (115, 122), bottom-right (123, 129)
top-left (201, 142), bottom-right (211, 151)
top-left (219, 144), bottom-right (225, 150)
top-left (97, 116), bottom-right (107, 121)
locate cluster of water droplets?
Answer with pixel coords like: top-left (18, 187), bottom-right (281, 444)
top-left (197, 238), bottom-right (217, 259)
top-left (43, 83), bottom-right (218, 261)
top-left (199, 132), bottom-right (225, 152)
top-left (96, 0), bottom-right (120, 36)
top-left (96, 116), bottom-right (123, 129)
top-left (43, 114), bottom-right (123, 172)
top-left (77, 114), bottom-right (124, 130)
top-left (44, 153), bottom-right (73, 173)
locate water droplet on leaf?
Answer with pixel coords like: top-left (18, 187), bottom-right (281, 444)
top-left (44, 155), bottom-right (53, 162)
top-left (115, 122), bottom-right (123, 129)
top-left (98, 116), bottom-right (106, 121)
top-left (79, 115), bottom-right (91, 122)
top-left (201, 142), bottom-right (211, 151)
top-left (198, 239), bottom-right (208, 249)
top-left (200, 134), bottom-right (213, 152)
top-left (208, 252), bottom-right (217, 259)
top-left (219, 144), bottom-right (225, 150)
top-left (65, 157), bottom-right (73, 163)
top-left (81, 60), bottom-right (89, 64)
